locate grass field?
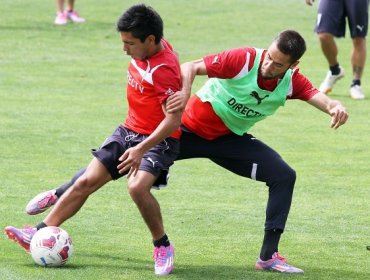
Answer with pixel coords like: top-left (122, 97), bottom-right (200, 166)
top-left (1, 0), bottom-right (369, 279)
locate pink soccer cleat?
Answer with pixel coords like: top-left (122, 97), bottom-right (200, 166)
top-left (54, 12), bottom-right (68, 25)
top-left (4, 225), bottom-right (37, 252)
top-left (153, 244), bottom-right (175, 275)
top-left (255, 252), bottom-right (304, 274)
top-left (26, 189), bottom-right (58, 215)
top-left (67, 10), bottom-right (85, 23)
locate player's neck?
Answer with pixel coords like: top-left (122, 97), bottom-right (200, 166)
top-left (146, 42), bottom-right (164, 59)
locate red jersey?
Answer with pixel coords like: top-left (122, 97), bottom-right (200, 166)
top-left (123, 39), bottom-right (181, 139)
top-left (182, 47), bottom-right (319, 140)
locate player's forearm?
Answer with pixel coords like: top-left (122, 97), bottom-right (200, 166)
top-left (180, 62), bottom-right (197, 98)
top-left (307, 92), bottom-right (338, 114)
top-left (180, 59), bottom-right (206, 97)
top-left (327, 99), bottom-right (343, 111)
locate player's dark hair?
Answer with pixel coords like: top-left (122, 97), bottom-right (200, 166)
top-left (274, 30), bottom-right (306, 63)
top-left (116, 4), bottom-right (163, 44)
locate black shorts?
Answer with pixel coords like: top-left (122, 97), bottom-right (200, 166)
top-left (92, 126), bottom-right (180, 187)
top-left (315, 0), bottom-right (369, 38)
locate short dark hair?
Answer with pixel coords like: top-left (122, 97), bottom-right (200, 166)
top-left (274, 30), bottom-right (306, 63)
top-left (116, 4), bottom-right (163, 44)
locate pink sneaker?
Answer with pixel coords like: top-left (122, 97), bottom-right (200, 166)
top-left (26, 189), bottom-right (58, 215)
top-left (4, 226), bottom-right (37, 252)
top-left (255, 252), bottom-right (304, 273)
top-left (153, 244), bottom-right (175, 275)
top-left (67, 10), bottom-right (85, 23)
top-left (54, 12), bottom-right (68, 25)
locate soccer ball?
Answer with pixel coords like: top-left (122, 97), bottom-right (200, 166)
top-left (30, 226), bottom-right (73, 267)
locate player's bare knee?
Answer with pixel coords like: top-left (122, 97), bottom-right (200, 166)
top-left (72, 176), bottom-right (95, 196)
top-left (128, 182), bottom-right (147, 201)
top-left (318, 32), bottom-right (333, 42)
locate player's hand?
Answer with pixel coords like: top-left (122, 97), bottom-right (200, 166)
top-left (305, 0), bottom-right (314, 6)
top-left (166, 92), bottom-right (188, 113)
top-left (117, 147), bottom-right (144, 178)
top-left (329, 104), bottom-right (348, 129)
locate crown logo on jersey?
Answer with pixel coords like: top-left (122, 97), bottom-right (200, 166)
top-left (212, 55), bottom-right (220, 64)
top-left (165, 88), bottom-right (175, 95)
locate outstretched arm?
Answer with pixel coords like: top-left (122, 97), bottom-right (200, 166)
top-left (306, 92), bottom-right (349, 129)
top-left (166, 59), bottom-right (208, 113)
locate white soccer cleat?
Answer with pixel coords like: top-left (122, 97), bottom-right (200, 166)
top-left (350, 85), bottom-right (365, 100)
top-left (319, 67), bottom-right (345, 94)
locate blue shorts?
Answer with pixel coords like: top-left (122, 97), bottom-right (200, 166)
top-left (92, 126), bottom-right (180, 187)
top-left (315, 0), bottom-right (369, 38)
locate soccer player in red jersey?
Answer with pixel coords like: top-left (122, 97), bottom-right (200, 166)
top-left (165, 30), bottom-right (348, 273)
top-left (5, 4), bottom-right (180, 275)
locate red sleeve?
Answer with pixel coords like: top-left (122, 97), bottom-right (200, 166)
top-left (289, 69), bottom-right (319, 101)
top-left (203, 47), bottom-right (256, 79)
top-left (153, 40), bottom-right (181, 104)
top-left (154, 64), bottom-right (181, 104)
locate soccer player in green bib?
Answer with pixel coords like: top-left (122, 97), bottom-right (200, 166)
top-left (166, 29), bottom-right (348, 273)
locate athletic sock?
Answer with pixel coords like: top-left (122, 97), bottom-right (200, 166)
top-left (330, 64), bottom-right (341, 75)
top-left (153, 234), bottom-right (170, 247)
top-left (55, 167), bottom-right (86, 198)
top-left (351, 79), bottom-right (361, 87)
top-left (35, 222), bottom-right (48, 231)
top-left (259, 229), bottom-right (282, 261)
top-left (54, 188), bottom-right (63, 198)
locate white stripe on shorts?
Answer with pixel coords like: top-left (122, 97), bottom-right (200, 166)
top-left (251, 163), bottom-right (258, 180)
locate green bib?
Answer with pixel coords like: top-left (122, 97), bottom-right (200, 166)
top-left (197, 48), bottom-right (292, 135)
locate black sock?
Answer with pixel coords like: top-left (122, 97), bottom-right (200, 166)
top-left (330, 64), bottom-right (341, 75)
top-left (55, 168), bottom-right (86, 198)
top-left (36, 222), bottom-right (48, 231)
top-left (351, 79), bottom-right (361, 87)
top-left (54, 188), bottom-right (63, 198)
top-left (259, 229), bottom-right (282, 261)
top-left (153, 234), bottom-right (170, 248)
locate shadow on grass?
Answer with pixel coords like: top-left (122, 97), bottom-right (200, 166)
top-left (12, 251), bottom-right (370, 279)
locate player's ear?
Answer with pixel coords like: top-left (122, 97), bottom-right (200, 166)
top-left (146, 34), bottom-right (156, 45)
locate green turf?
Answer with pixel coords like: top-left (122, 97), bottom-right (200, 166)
top-left (1, 0), bottom-right (369, 279)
